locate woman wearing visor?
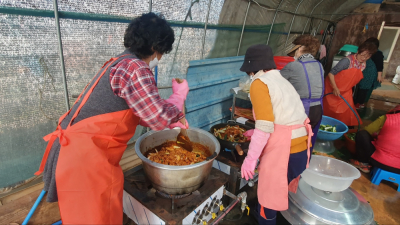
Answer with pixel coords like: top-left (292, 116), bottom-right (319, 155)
top-left (281, 35), bottom-right (324, 154)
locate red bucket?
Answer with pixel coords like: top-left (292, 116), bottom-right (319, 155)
top-left (274, 56), bottom-right (294, 70)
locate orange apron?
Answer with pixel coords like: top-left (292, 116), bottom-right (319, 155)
top-left (323, 68), bottom-right (363, 126)
top-left (35, 56), bottom-right (139, 224)
top-left (257, 119), bottom-right (313, 211)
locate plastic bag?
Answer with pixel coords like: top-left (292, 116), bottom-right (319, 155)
top-left (239, 76), bottom-right (251, 93)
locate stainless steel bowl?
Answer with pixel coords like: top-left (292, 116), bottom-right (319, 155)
top-left (135, 128), bottom-right (220, 195)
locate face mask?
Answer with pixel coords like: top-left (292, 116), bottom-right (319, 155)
top-left (149, 53), bottom-right (159, 69)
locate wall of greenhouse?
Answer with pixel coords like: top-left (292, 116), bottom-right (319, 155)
top-left (0, 0), bottom-right (365, 189)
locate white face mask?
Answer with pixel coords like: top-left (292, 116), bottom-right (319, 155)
top-left (149, 53), bottom-right (159, 69)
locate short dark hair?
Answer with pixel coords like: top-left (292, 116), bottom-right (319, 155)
top-left (124, 12), bottom-right (175, 59)
top-left (364, 37), bottom-right (380, 48)
top-left (358, 41), bottom-right (377, 55)
top-left (293, 35), bottom-right (321, 56)
top-left (246, 69), bottom-right (272, 75)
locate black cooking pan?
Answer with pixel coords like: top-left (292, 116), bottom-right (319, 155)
top-left (210, 121), bottom-right (251, 159)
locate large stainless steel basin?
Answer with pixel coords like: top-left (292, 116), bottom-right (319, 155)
top-left (135, 128), bottom-right (220, 195)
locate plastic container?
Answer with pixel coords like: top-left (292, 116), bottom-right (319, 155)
top-left (317, 116), bottom-right (349, 141)
top-left (392, 74), bottom-right (400, 85)
top-left (274, 56), bottom-right (294, 70)
top-left (301, 155), bottom-right (361, 192)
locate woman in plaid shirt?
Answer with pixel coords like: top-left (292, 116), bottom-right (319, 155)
top-left (36, 12), bottom-right (188, 224)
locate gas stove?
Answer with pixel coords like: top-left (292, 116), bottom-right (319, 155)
top-left (123, 165), bottom-right (230, 225)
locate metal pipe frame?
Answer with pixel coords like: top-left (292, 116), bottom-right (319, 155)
top-left (149, 0), bottom-right (152, 12)
top-left (237, 1), bottom-right (251, 56)
top-left (201, 0), bottom-right (212, 59)
top-left (0, 6), bottom-right (310, 32)
top-left (53, 0), bottom-right (70, 110)
top-left (302, 0), bottom-right (326, 35)
top-left (316, 19), bottom-right (323, 35)
top-left (284, 0), bottom-right (306, 50)
top-left (267, 0), bottom-right (284, 45)
top-left (316, 0), bottom-right (337, 36)
top-left (251, 0), bottom-right (335, 23)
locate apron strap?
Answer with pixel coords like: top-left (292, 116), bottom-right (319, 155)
top-left (290, 118), bottom-right (313, 168)
top-left (35, 54), bottom-right (131, 176)
top-left (299, 61), bottom-right (312, 99)
top-left (318, 61), bottom-right (325, 99)
top-left (66, 55), bottom-right (130, 129)
top-left (35, 125), bottom-right (69, 175)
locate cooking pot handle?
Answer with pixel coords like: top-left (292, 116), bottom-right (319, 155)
top-left (235, 144), bottom-right (244, 156)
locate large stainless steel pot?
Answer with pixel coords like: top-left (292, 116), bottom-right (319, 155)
top-left (135, 128), bottom-right (220, 195)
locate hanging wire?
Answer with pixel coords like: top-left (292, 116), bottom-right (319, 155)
top-left (38, 57), bottom-right (58, 122)
top-left (251, 0), bottom-right (334, 23)
top-left (237, 1), bottom-right (251, 56)
top-left (284, 0), bottom-right (306, 50)
top-left (201, 0), bottom-right (212, 59)
top-left (302, 0), bottom-right (326, 34)
top-left (168, 0), bottom-right (199, 77)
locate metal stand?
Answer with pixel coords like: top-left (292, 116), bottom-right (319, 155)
top-left (230, 88), bottom-right (251, 121)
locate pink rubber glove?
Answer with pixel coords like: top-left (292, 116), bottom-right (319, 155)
top-left (243, 129), bottom-right (254, 140)
top-left (168, 119), bottom-right (189, 129)
top-left (165, 79), bottom-right (189, 111)
top-left (241, 129), bottom-right (270, 180)
top-left (172, 79), bottom-right (189, 99)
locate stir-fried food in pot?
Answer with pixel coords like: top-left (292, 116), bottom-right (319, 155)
top-left (145, 141), bottom-right (211, 166)
top-left (213, 125), bottom-right (248, 143)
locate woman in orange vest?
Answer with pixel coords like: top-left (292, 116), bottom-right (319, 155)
top-left (324, 42), bottom-right (377, 127)
top-left (35, 13), bottom-right (188, 224)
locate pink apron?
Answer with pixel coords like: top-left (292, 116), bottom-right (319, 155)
top-left (257, 119), bottom-right (313, 211)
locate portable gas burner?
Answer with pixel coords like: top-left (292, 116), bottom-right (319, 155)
top-left (123, 165), bottom-right (241, 225)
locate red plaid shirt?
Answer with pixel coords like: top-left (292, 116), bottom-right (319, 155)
top-left (110, 58), bottom-right (183, 131)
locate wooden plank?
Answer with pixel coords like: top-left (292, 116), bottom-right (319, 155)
top-left (122, 148), bottom-right (137, 158)
top-left (119, 154), bottom-right (139, 166)
top-left (121, 159), bottom-right (142, 171)
top-left (0, 189), bottom-right (60, 225)
top-left (1, 183), bottom-right (44, 206)
top-left (0, 143), bottom-right (141, 224)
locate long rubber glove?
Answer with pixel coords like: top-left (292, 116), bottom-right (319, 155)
top-left (165, 78), bottom-right (189, 129)
top-left (243, 129), bottom-right (254, 140)
top-left (241, 128), bottom-right (270, 180)
top-left (165, 79), bottom-right (189, 111)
